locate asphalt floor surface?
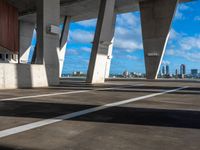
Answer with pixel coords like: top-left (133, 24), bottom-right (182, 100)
top-left (0, 80), bottom-right (199, 150)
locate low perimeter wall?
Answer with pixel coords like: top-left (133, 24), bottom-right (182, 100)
top-left (0, 64), bottom-right (49, 89)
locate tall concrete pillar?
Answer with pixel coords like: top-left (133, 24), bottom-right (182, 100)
top-left (87, 0), bottom-right (116, 84)
top-left (105, 14), bottom-right (116, 79)
top-left (58, 16), bottom-right (70, 77)
top-left (139, 0), bottom-right (178, 79)
top-left (36, 0), bottom-right (60, 85)
top-left (19, 21), bottom-right (35, 64)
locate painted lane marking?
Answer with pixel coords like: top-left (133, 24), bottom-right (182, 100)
top-left (0, 90), bottom-right (90, 102)
top-left (0, 84), bottom-right (144, 102)
top-left (0, 86), bottom-right (188, 138)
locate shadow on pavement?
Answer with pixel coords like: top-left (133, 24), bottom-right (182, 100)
top-left (0, 100), bottom-right (200, 129)
top-left (0, 145), bottom-right (37, 150)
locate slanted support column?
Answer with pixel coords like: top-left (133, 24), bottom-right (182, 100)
top-left (19, 21), bottom-right (35, 64)
top-left (58, 16), bottom-right (70, 77)
top-left (105, 14), bottom-right (116, 79)
top-left (36, 0), bottom-right (60, 85)
top-left (139, 0), bottom-right (178, 79)
top-left (87, 0), bottom-right (116, 84)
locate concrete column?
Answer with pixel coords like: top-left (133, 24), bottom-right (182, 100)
top-left (86, 0), bottom-right (116, 84)
top-left (36, 0), bottom-right (60, 85)
top-left (19, 21), bottom-right (35, 64)
top-left (57, 16), bottom-right (70, 77)
top-left (105, 14), bottom-right (116, 79)
top-left (139, 0), bottom-right (178, 79)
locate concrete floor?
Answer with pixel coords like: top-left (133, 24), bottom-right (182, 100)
top-left (0, 80), bottom-right (200, 150)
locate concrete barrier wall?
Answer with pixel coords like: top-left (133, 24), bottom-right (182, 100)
top-left (0, 64), bottom-right (49, 89)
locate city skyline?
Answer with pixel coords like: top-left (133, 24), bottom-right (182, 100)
top-left (66, 63), bottom-right (200, 77)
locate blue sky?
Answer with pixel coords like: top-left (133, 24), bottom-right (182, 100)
top-left (61, 0), bottom-right (200, 75)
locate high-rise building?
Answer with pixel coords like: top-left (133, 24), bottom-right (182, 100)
top-left (175, 69), bottom-right (178, 77)
top-left (166, 65), bottom-right (170, 75)
top-left (180, 64), bottom-right (186, 75)
top-left (162, 66), bottom-right (165, 75)
top-left (158, 69), bottom-right (162, 78)
top-left (191, 69), bottom-right (198, 76)
top-left (175, 69), bottom-right (178, 76)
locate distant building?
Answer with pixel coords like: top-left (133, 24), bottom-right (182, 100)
top-left (73, 71), bottom-right (84, 76)
top-left (166, 65), bottom-right (170, 75)
top-left (180, 64), bottom-right (186, 75)
top-left (158, 70), bottom-right (162, 78)
top-left (123, 70), bottom-right (129, 78)
top-left (191, 69), bottom-right (198, 76)
top-left (162, 66), bottom-right (165, 75)
top-left (175, 69), bottom-right (178, 77)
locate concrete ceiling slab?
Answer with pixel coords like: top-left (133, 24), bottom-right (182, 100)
top-left (7, 0), bottom-right (192, 23)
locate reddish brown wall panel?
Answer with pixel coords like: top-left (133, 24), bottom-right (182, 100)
top-left (0, 0), bottom-right (18, 53)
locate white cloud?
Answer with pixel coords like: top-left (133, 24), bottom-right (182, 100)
top-left (179, 35), bottom-right (200, 50)
top-left (169, 29), bottom-right (180, 40)
top-left (162, 60), bottom-right (171, 65)
top-left (194, 16), bottom-right (200, 21)
top-left (166, 49), bottom-right (175, 56)
top-left (175, 9), bottom-right (184, 20)
top-left (69, 13), bottom-right (143, 54)
top-left (117, 13), bottom-right (140, 27)
top-left (113, 13), bottom-right (143, 53)
top-left (69, 29), bottom-right (94, 44)
top-left (167, 49), bottom-right (200, 63)
top-left (174, 4), bottom-right (190, 20)
top-left (126, 55), bottom-right (139, 61)
top-left (76, 19), bottom-right (97, 27)
top-left (179, 4), bottom-right (190, 11)
top-left (114, 39), bottom-right (142, 52)
top-left (67, 49), bottom-right (79, 55)
top-left (167, 28), bottom-right (200, 62)
top-left (81, 47), bottom-right (91, 52)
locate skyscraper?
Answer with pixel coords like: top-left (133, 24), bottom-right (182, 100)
top-left (175, 69), bottom-right (178, 75)
top-left (175, 69), bottom-right (178, 78)
top-left (162, 66), bottom-right (165, 75)
top-left (180, 64), bottom-right (186, 75)
top-left (166, 65), bottom-right (170, 75)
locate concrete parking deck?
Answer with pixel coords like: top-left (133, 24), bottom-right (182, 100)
top-left (0, 80), bottom-right (200, 150)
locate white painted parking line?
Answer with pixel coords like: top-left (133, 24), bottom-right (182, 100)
top-left (0, 86), bottom-right (188, 138)
top-left (0, 90), bottom-right (90, 102)
top-left (0, 84), bottom-right (144, 102)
